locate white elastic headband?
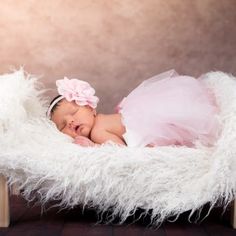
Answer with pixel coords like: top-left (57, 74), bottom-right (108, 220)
top-left (46, 95), bottom-right (64, 119)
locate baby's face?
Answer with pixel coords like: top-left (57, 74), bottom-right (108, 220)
top-left (51, 99), bottom-right (96, 139)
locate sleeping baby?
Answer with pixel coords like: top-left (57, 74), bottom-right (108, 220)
top-left (47, 70), bottom-right (220, 148)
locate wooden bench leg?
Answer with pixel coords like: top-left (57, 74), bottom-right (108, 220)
top-left (231, 199), bottom-right (236, 229)
top-left (0, 174), bottom-right (10, 227)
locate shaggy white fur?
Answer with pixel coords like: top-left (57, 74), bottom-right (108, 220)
top-left (0, 69), bottom-right (236, 227)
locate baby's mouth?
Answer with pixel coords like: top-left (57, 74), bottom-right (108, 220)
top-left (75, 124), bottom-right (81, 133)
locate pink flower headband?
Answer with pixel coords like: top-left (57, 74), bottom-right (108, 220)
top-left (46, 77), bottom-right (99, 119)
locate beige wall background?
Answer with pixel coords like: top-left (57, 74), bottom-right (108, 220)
top-left (0, 0), bottom-right (236, 112)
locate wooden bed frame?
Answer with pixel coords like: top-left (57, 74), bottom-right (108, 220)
top-left (0, 175), bottom-right (9, 227)
top-left (0, 174), bottom-right (235, 228)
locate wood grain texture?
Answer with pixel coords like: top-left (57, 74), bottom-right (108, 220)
top-left (0, 175), bottom-right (9, 227)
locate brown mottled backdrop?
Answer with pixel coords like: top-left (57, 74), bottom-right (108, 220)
top-left (0, 0), bottom-right (235, 112)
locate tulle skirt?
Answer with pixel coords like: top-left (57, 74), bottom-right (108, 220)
top-left (116, 70), bottom-right (221, 147)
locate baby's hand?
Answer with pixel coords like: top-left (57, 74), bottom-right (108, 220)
top-left (74, 136), bottom-right (96, 147)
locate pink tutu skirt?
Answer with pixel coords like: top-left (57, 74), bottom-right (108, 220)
top-left (116, 70), bottom-right (221, 147)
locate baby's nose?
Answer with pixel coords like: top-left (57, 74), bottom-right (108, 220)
top-left (65, 116), bottom-right (75, 128)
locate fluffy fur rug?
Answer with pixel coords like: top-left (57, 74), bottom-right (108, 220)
top-left (0, 69), bottom-right (236, 227)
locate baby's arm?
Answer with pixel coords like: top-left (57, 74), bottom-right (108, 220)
top-left (91, 129), bottom-right (126, 146)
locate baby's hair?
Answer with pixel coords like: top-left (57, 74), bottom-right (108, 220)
top-left (49, 95), bottom-right (63, 115)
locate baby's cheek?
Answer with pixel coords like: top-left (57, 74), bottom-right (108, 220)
top-left (80, 126), bottom-right (91, 137)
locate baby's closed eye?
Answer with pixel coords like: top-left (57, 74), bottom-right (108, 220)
top-left (71, 108), bottom-right (79, 115)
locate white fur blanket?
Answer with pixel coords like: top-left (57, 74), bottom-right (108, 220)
top-left (0, 69), bottom-right (236, 227)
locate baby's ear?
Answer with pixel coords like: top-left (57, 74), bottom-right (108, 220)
top-left (93, 109), bottom-right (97, 116)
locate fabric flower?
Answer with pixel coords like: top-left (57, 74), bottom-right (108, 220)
top-left (56, 77), bottom-right (99, 108)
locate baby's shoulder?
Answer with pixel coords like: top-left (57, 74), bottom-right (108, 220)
top-left (91, 114), bottom-right (107, 134)
top-left (92, 113), bottom-right (125, 137)
top-left (94, 113), bottom-right (122, 130)
top-left (93, 114), bottom-right (106, 129)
